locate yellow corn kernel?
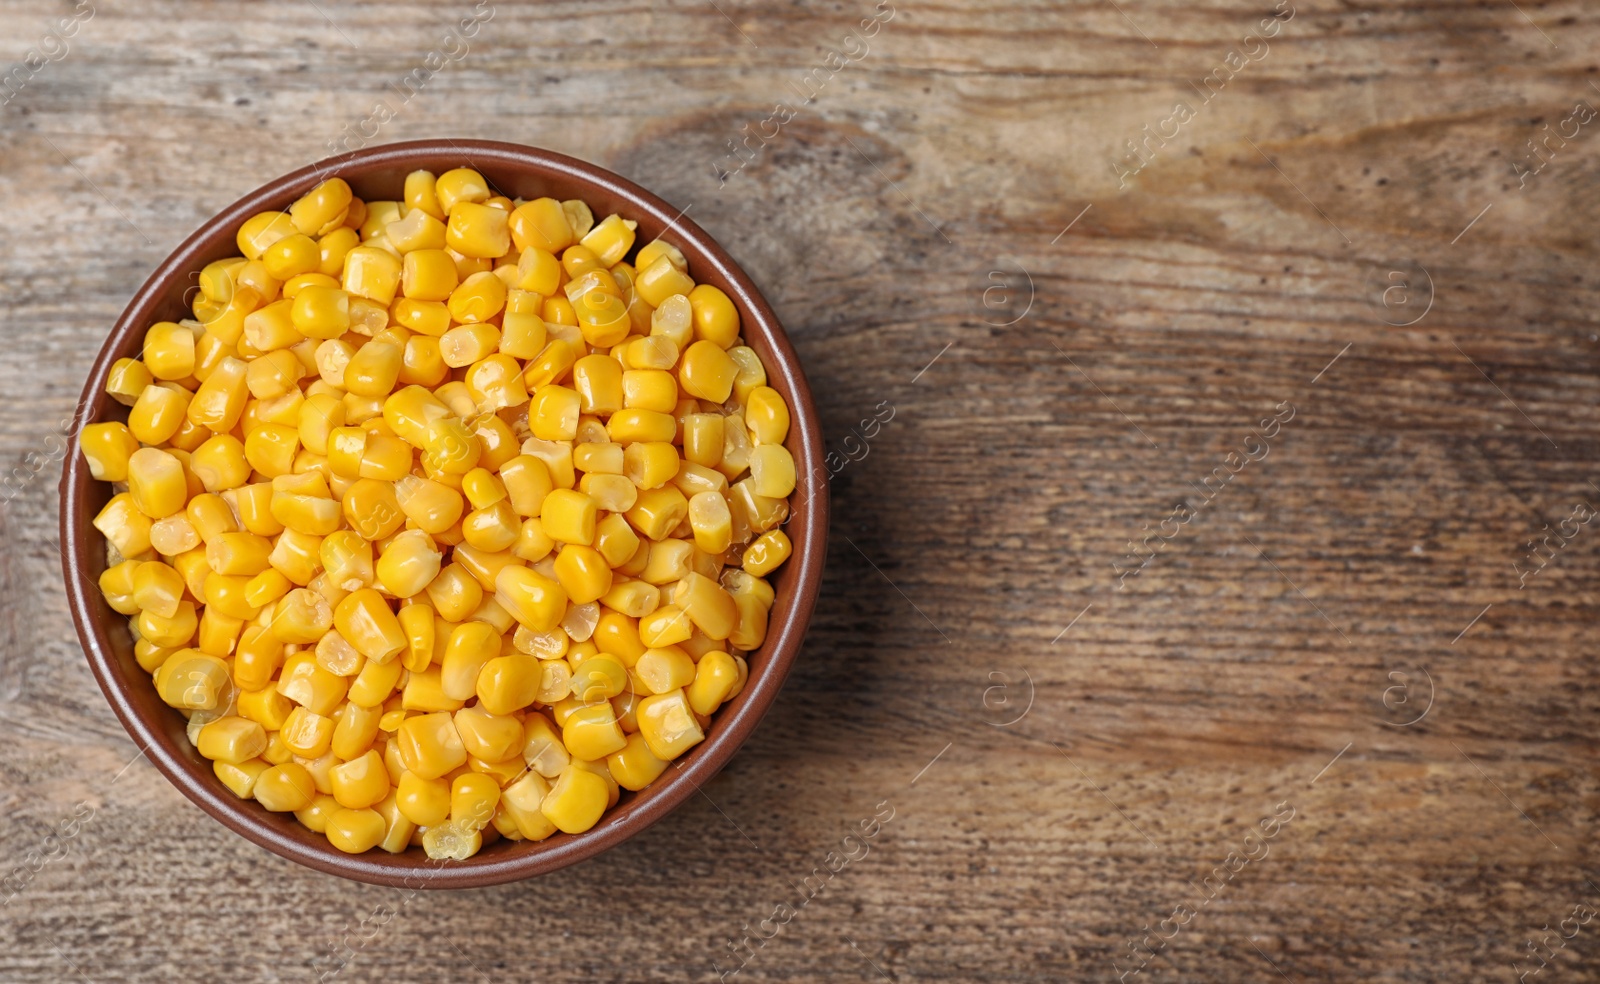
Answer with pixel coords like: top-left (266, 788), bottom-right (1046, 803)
top-left (525, 386), bottom-right (578, 443)
top-left (673, 571), bottom-right (739, 641)
top-left (331, 701), bottom-right (384, 761)
top-left (343, 246), bottom-right (403, 305)
top-left (540, 764), bottom-right (609, 834)
top-left (446, 706), bottom-right (518, 764)
top-left (187, 434), bottom-right (248, 493)
top-left (638, 605), bottom-right (693, 649)
top-left (620, 369), bottom-right (678, 415)
top-left (748, 444), bottom-right (797, 499)
top-left (241, 298), bottom-right (301, 354)
top-left (561, 241), bottom-right (601, 279)
top-left (99, 559), bottom-right (142, 615)
top-left (375, 530), bottom-right (442, 598)
top-left (397, 334), bottom-right (447, 387)
top-left (395, 711), bottom-right (468, 780)
top-left (636, 688), bottom-right (705, 761)
top-left (186, 355), bottom-right (249, 433)
top-left (225, 482), bottom-right (278, 537)
top-left (745, 385), bottom-right (791, 445)
top-left (494, 565), bottom-right (567, 633)
top-left (442, 272), bottom-right (506, 329)
top-left (551, 543), bottom-right (611, 603)
top-left (290, 177), bottom-right (353, 235)
top-left (198, 716), bottom-right (268, 765)
top-left (204, 531), bottom-right (273, 578)
top-left (202, 571), bottom-right (257, 620)
top-left (559, 701), bottom-right (625, 762)
top-left (277, 655), bottom-right (349, 716)
top-left (329, 750), bottom-right (391, 809)
top-left (269, 471), bottom-right (341, 536)
top-left (570, 652), bottom-right (629, 702)
top-left (127, 383), bottom-right (189, 447)
top-left (395, 771), bottom-right (451, 827)
top-left (574, 474), bottom-right (634, 516)
top-left (456, 500), bottom-right (517, 554)
top-left (242, 567), bottom-right (292, 609)
top-left (238, 685), bottom-right (295, 732)
top-left (392, 474), bottom-right (464, 535)
top-left (400, 169), bottom-right (443, 221)
top-left (348, 654), bottom-right (405, 707)
top-left (421, 819), bottom-right (482, 860)
top-left (124, 447), bottom-right (187, 520)
top-left (600, 577), bottom-right (660, 619)
top-left (461, 467), bottom-right (508, 510)
top-left (334, 588), bottom-right (407, 663)
top-left (315, 225), bottom-right (358, 278)
top-left (606, 408), bottom-right (676, 445)
top-left (394, 602), bottom-right (434, 673)
top-left (686, 491), bottom-right (732, 554)
top-left (262, 233), bottom-right (320, 281)
top-left (625, 485), bottom-right (689, 542)
top-left (634, 646), bottom-right (694, 696)
top-left (573, 289), bottom-right (631, 348)
top-left (386, 207), bottom-right (447, 253)
top-left (291, 792), bottom-right (339, 833)
top-left (678, 339), bottom-right (738, 404)
top-left (142, 321), bottom-right (196, 381)
top-left (508, 197), bottom-right (573, 254)
top-left (512, 245), bottom-right (560, 297)
top-left (214, 757), bottom-right (270, 799)
top-left (672, 461), bottom-right (729, 500)
top-left (464, 656), bottom-right (535, 718)
top-left (743, 529), bottom-right (793, 577)
top-left (289, 285), bottom-right (351, 341)
top-left (730, 478), bottom-right (789, 534)
top-left (632, 253), bottom-right (694, 308)
top-left (237, 210), bottom-right (297, 261)
top-left (447, 772), bottom-right (501, 832)
top-left (606, 734), bottom-right (668, 791)
top-left (420, 560), bottom-right (480, 621)
top-left (541, 489), bottom-right (597, 545)
top-left (151, 648), bottom-right (224, 709)
top-left (326, 807), bottom-right (386, 853)
top-left (435, 167), bottom-right (490, 214)
top-left (571, 442), bottom-right (622, 477)
top-left (507, 517), bottom-right (553, 563)
top-left (498, 772), bottom-right (557, 840)
top-left (233, 623), bottom-right (283, 691)
top-left (298, 392), bottom-right (346, 456)
top-left (128, 559), bottom-right (183, 620)
top-left (686, 652), bottom-right (739, 718)
top-left (726, 346), bottom-right (765, 405)
top-left (445, 201), bottom-right (511, 258)
top-left (316, 530), bottom-right (371, 592)
top-left (687, 283), bottom-right (740, 348)
top-left (576, 213), bottom-right (635, 267)
top-left (440, 620), bottom-right (500, 701)
top-left (255, 762), bottom-right (317, 811)
top-left (497, 455), bottom-right (553, 518)
top-left (267, 587), bottom-right (330, 644)
top-left (339, 340), bottom-right (400, 399)
top-left (622, 441), bottom-right (680, 491)
top-left (199, 605), bottom-right (243, 658)
top-left (281, 704), bottom-right (334, 758)
top-left (282, 272), bottom-right (338, 301)
top-left (262, 530), bottom-right (317, 590)
top-left (106, 356), bottom-right (156, 407)
top-left (78, 421), bottom-right (139, 483)
top-left (243, 423), bottom-right (301, 478)
top-left (541, 296), bottom-right (577, 330)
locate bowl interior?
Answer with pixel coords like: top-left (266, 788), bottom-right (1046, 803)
top-left (61, 141), bottom-right (827, 887)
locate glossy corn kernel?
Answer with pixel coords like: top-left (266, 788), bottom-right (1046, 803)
top-left (495, 565), bottom-right (567, 633)
top-left (634, 254), bottom-right (696, 307)
top-left (553, 544), bottom-right (613, 605)
top-left (687, 284), bottom-right (740, 348)
top-left (540, 765), bottom-right (609, 834)
top-left (580, 214), bottom-right (637, 267)
top-left (749, 444), bottom-right (798, 499)
top-left (606, 408), bottom-right (677, 445)
top-left (375, 529), bottom-right (442, 598)
top-left (79, 421), bottom-right (140, 483)
top-left (343, 246), bottom-right (402, 305)
top-left (394, 474), bottom-right (464, 534)
top-left (334, 588), bottom-right (407, 663)
top-left (446, 202), bottom-right (511, 259)
top-left (329, 750), bottom-right (391, 809)
top-left (678, 340), bottom-right (739, 404)
top-left (327, 808), bottom-right (386, 854)
top-left (440, 620), bottom-right (500, 701)
top-left (623, 442), bottom-right (680, 491)
top-left (290, 178), bottom-right (353, 235)
top-left (395, 711), bottom-right (468, 780)
top-left (541, 489), bottom-right (597, 545)
top-left (626, 486), bottom-right (689, 542)
top-left (743, 529), bottom-right (792, 577)
top-left (255, 762), bottom-right (317, 812)
top-left (508, 197), bottom-right (573, 253)
top-left (607, 734), bottom-right (669, 792)
top-left (636, 688), bottom-right (706, 761)
top-left (197, 716), bottom-right (268, 765)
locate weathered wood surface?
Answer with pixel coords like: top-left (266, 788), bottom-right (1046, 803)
top-left (2, 0), bottom-right (1600, 980)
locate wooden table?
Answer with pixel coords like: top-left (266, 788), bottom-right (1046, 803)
top-left (2, 0), bottom-right (1597, 979)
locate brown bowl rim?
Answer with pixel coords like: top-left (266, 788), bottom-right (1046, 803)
top-left (58, 139), bottom-right (828, 888)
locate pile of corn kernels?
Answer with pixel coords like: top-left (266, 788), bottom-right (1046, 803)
top-left (82, 168), bottom-right (795, 859)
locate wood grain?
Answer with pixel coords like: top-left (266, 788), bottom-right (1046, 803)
top-left (2, 0), bottom-right (1600, 980)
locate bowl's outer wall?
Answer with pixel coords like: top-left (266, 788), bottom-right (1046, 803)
top-left (59, 140), bottom-right (829, 888)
